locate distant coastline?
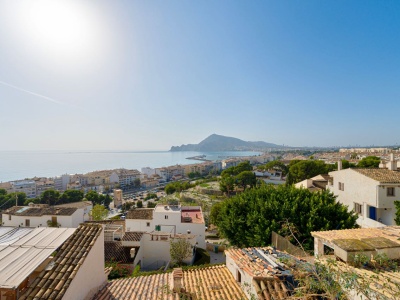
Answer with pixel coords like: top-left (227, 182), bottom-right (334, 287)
top-left (0, 150), bottom-right (262, 183)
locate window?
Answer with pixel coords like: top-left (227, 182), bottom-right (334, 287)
top-left (165, 215), bottom-right (168, 219)
top-left (25, 219), bottom-right (30, 227)
top-left (354, 203), bottom-right (362, 215)
top-left (146, 222), bottom-right (150, 227)
top-left (387, 187), bottom-right (395, 197)
top-left (8, 215), bottom-right (11, 221)
top-left (338, 182), bottom-right (345, 191)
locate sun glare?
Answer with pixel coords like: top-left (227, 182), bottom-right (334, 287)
top-left (6, 0), bottom-right (107, 69)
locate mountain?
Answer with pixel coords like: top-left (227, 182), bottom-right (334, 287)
top-left (170, 134), bottom-right (282, 151)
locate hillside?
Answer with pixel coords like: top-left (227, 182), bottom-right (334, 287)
top-left (170, 134), bottom-right (282, 151)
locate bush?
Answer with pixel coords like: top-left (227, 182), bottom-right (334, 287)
top-left (193, 248), bottom-right (210, 265)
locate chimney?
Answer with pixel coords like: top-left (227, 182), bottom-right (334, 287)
top-left (337, 160), bottom-right (342, 171)
top-left (388, 153), bottom-right (396, 171)
top-left (171, 268), bottom-right (184, 293)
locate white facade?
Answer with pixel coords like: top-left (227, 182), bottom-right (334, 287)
top-left (10, 180), bottom-right (36, 199)
top-left (63, 227), bottom-right (106, 300)
top-left (126, 218), bottom-right (153, 232)
top-left (328, 168), bottom-right (399, 227)
top-left (2, 208), bottom-right (84, 228)
top-left (225, 252), bottom-right (254, 299)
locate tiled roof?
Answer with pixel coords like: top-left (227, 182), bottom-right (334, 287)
top-left (55, 201), bottom-right (92, 209)
top-left (182, 265), bottom-right (246, 300)
top-left (126, 208), bottom-right (154, 220)
top-left (311, 226), bottom-right (400, 245)
top-left (353, 168), bottom-right (400, 183)
top-left (92, 273), bottom-right (178, 300)
top-left (253, 278), bottom-right (290, 300)
top-left (122, 231), bottom-right (144, 242)
top-left (92, 265), bottom-right (245, 300)
top-left (20, 224), bottom-right (102, 300)
top-left (104, 242), bottom-right (135, 264)
top-left (5, 206), bottom-right (77, 216)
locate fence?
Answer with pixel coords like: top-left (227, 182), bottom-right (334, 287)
top-left (271, 231), bottom-right (310, 257)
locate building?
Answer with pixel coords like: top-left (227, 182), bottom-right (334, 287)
top-left (92, 265), bottom-right (246, 299)
top-left (295, 174), bottom-right (332, 192)
top-left (2, 205), bottom-right (86, 228)
top-left (0, 224), bottom-right (105, 300)
top-left (34, 178), bottom-right (55, 197)
top-left (125, 205), bottom-right (206, 248)
top-left (113, 189), bottom-right (123, 208)
top-left (55, 200), bottom-right (93, 222)
top-left (10, 180), bottom-right (36, 199)
top-left (54, 174), bottom-right (70, 191)
top-left (328, 159), bottom-right (400, 227)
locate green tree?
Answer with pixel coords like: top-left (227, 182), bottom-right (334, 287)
top-left (41, 189), bottom-right (60, 205)
top-left (147, 201), bottom-right (157, 208)
top-left (1, 192), bottom-right (26, 208)
top-left (216, 185), bottom-right (357, 250)
top-left (133, 178), bottom-right (141, 188)
top-left (210, 201), bottom-right (224, 226)
top-left (235, 171), bottom-right (257, 190)
top-left (59, 190), bottom-right (84, 204)
top-left (357, 156), bottom-right (380, 168)
top-left (260, 160), bottom-right (289, 176)
top-left (85, 190), bottom-right (100, 204)
top-left (286, 160), bottom-right (332, 185)
top-left (188, 172), bottom-right (201, 179)
top-left (170, 238), bottom-right (193, 266)
top-left (145, 193), bottom-right (157, 200)
top-left (136, 200), bottom-right (143, 208)
top-left (91, 204), bottom-right (108, 221)
top-left (394, 201), bottom-right (400, 225)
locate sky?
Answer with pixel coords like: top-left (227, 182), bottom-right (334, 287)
top-left (0, 0), bottom-right (399, 151)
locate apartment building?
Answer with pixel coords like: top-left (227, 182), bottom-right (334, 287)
top-left (10, 180), bottom-right (36, 199)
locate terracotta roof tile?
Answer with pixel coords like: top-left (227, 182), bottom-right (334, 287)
top-left (353, 168), bottom-right (400, 183)
top-left (122, 231), bottom-right (144, 242)
top-left (20, 224), bottom-right (102, 300)
top-left (126, 208), bottom-right (154, 220)
top-left (5, 206), bottom-right (77, 216)
top-left (104, 241), bottom-right (135, 264)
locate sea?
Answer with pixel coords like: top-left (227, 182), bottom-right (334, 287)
top-left (0, 150), bottom-right (262, 183)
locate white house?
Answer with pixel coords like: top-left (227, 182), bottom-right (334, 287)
top-left (125, 205), bottom-right (206, 248)
top-left (55, 200), bottom-right (93, 222)
top-left (2, 204), bottom-right (85, 228)
top-left (1, 224), bottom-right (106, 300)
top-left (328, 159), bottom-right (400, 227)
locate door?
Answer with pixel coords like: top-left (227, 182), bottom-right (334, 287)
top-left (369, 206), bottom-right (376, 220)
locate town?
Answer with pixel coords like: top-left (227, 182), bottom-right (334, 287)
top-left (1, 147), bottom-right (400, 299)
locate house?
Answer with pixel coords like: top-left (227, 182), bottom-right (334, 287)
top-left (126, 205), bottom-right (206, 248)
top-left (295, 174), bottom-right (332, 192)
top-left (92, 265), bottom-right (246, 299)
top-left (312, 226), bottom-right (400, 299)
top-left (2, 204), bottom-right (85, 228)
top-left (0, 224), bottom-right (106, 300)
top-left (55, 200), bottom-right (93, 222)
top-left (328, 157), bottom-right (400, 227)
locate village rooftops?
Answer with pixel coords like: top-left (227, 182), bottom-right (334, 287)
top-left (92, 265), bottom-right (246, 300)
top-left (20, 223), bottom-right (102, 300)
top-left (181, 206), bottom-right (204, 224)
top-left (352, 168), bottom-right (400, 183)
top-left (4, 206), bottom-right (77, 216)
top-left (126, 208), bottom-right (154, 220)
top-left (0, 226), bottom-right (76, 290)
top-left (311, 226), bottom-right (400, 246)
top-left (55, 201), bottom-right (92, 209)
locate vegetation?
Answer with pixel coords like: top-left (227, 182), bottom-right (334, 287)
top-left (219, 161), bottom-right (257, 195)
top-left (286, 160), bottom-right (336, 185)
top-left (357, 156), bottom-right (380, 168)
top-left (165, 181), bottom-right (194, 194)
top-left (214, 184), bottom-right (357, 250)
top-left (188, 171), bottom-right (201, 179)
top-left (170, 238), bottom-right (193, 266)
top-left (395, 201), bottom-right (400, 225)
top-left (0, 190), bottom-right (26, 209)
top-left (193, 248), bottom-right (210, 265)
top-left (106, 260), bottom-right (132, 280)
top-left (147, 201), bottom-right (157, 208)
top-left (144, 193), bottom-right (157, 200)
top-left (85, 190), bottom-right (112, 208)
top-left (91, 204), bottom-right (108, 221)
top-left (260, 160), bottom-right (289, 176)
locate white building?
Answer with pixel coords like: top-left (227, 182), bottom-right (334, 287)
top-left (328, 159), bottom-right (400, 227)
top-left (2, 205), bottom-right (85, 228)
top-left (125, 205), bottom-right (206, 248)
top-left (0, 224), bottom-right (105, 300)
top-left (10, 180), bottom-right (36, 199)
top-left (54, 174), bottom-right (71, 191)
top-left (55, 201), bottom-right (93, 222)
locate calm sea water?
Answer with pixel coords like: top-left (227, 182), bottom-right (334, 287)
top-left (0, 150), bottom-right (261, 182)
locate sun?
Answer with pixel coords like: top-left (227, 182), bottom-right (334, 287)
top-left (5, 0), bottom-right (106, 67)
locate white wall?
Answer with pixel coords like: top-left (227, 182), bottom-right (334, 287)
top-left (2, 210), bottom-right (83, 228)
top-left (63, 227), bottom-right (107, 300)
top-left (226, 252), bottom-right (254, 299)
top-left (125, 219), bottom-right (153, 232)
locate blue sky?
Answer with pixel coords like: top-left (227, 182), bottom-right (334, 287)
top-left (0, 0), bottom-right (399, 150)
